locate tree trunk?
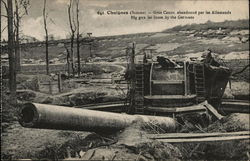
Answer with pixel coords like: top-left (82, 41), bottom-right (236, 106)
top-left (0, 0), bottom-right (1, 58)
top-left (68, 0), bottom-right (76, 77)
top-left (14, 0), bottom-right (21, 71)
top-left (76, 34), bottom-right (80, 77)
top-left (76, 0), bottom-right (80, 77)
top-left (43, 0), bottom-right (49, 75)
top-left (15, 27), bottom-right (21, 71)
top-left (70, 34), bottom-right (75, 77)
top-left (7, 0), bottom-right (17, 99)
top-left (128, 43), bottom-right (136, 113)
top-left (45, 34), bottom-right (49, 75)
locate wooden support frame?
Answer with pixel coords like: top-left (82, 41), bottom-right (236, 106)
top-left (149, 62), bottom-right (154, 96)
top-left (184, 61), bottom-right (188, 96)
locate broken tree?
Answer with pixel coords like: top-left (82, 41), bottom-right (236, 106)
top-left (67, 0), bottom-right (76, 77)
top-left (43, 0), bottom-right (49, 75)
top-left (13, 0), bottom-right (29, 71)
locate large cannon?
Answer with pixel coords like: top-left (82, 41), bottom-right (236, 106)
top-left (19, 103), bottom-right (178, 133)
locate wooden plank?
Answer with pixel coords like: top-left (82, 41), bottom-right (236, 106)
top-left (221, 99), bottom-right (250, 103)
top-left (148, 131), bottom-right (250, 139)
top-left (220, 100), bottom-right (250, 113)
top-left (220, 107), bottom-right (250, 113)
top-left (75, 101), bottom-right (125, 108)
top-left (221, 101), bottom-right (250, 113)
top-left (156, 135), bottom-right (250, 143)
top-left (144, 95), bottom-right (196, 100)
top-left (75, 103), bottom-right (127, 112)
top-left (152, 80), bottom-right (184, 85)
top-left (76, 103), bottom-right (126, 109)
top-left (222, 101), bottom-right (250, 106)
top-left (146, 107), bottom-right (177, 113)
top-left (176, 105), bottom-right (206, 112)
top-left (146, 105), bottom-right (206, 113)
top-left (204, 103), bottom-right (224, 120)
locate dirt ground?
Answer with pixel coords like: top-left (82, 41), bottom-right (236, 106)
top-left (2, 113), bottom-right (249, 160)
top-left (1, 122), bottom-right (90, 159)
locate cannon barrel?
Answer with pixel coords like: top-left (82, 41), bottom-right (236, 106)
top-left (19, 103), bottom-right (178, 133)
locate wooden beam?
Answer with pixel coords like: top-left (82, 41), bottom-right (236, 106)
top-left (144, 94), bottom-right (196, 99)
top-left (149, 62), bottom-right (154, 96)
top-left (204, 102), bottom-right (224, 120)
top-left (148, 131), bottom-right (250, 139)
top-left (146, 103), bottom-right (206, 113)
top-left (221, 101), bottom-right (250, 113)
top-left (78, 103), bottom-right (126, 111)
top-left (152, 80), bottom-right (184, 85)
top-left (75, 101), bottom-right (125, 108)
top-left (156, 135), bottom-right (250, 143)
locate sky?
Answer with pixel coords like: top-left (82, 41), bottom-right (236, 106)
top-left (1, 0), bottom-right (249, 41)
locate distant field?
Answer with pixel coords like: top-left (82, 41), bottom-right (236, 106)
top-left (17, 31), bottom-right (249, 61)
top-left (2, 19), bottom-right (249, 82)
top-left (14, 59), bottom-right (248, 82)
top-left (19, 63), bottom-right (124, 75)
top-left (1, 19), bottom-right (243, 65)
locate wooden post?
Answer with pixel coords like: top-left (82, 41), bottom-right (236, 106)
top-left (129, 43), bottom-right (136, 113)
top-left (36, 76), bottom-right (40, 91)
top-left (49, 80), bottom-right (52, 94)
top-left (186, 62), bottom-right (190, 95)
top-left (58, 73), bottom-right (62, 93)
top-left (149, 63), bottom-right (154, 96)
top-left (183, 61), bottom-right (187, 96)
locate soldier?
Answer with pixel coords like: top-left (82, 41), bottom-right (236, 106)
top-left (202, 49), bottom-right (220, 67)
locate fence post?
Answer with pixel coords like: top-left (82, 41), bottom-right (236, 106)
top-left (49, 80), bottom-right (52, 94)
top-left (58, 72), bottom-right (62, 93)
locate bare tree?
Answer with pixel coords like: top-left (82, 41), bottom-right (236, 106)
top-left (76, 0), bottom-right (80, 77)
top-left (0, 1), bottom-right (2, 52)
top-left (13, 0), bottom-right (29, 71)
top-left (7, 0), bottom-right (16, 99)
top-left (1, 1), bottom-right (8, 45)
top-left (0, 1), bottom-right (2, 83)
top-left (68, 0), bottom-right (76, 77)
top-left (43, 0), bottom-right (49, 75)
top-left (1, 0), bottom-right (8, 18)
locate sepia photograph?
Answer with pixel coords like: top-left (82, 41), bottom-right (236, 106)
top-left (1, 0), bottom-right (249, 160)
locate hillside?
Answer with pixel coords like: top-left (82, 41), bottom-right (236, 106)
top-left (1, 19), bottom-right (249, 77)
top-left (164, 19), bottom-right (249, 32)
top-left (1, 19), bottom-right (248, 66)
